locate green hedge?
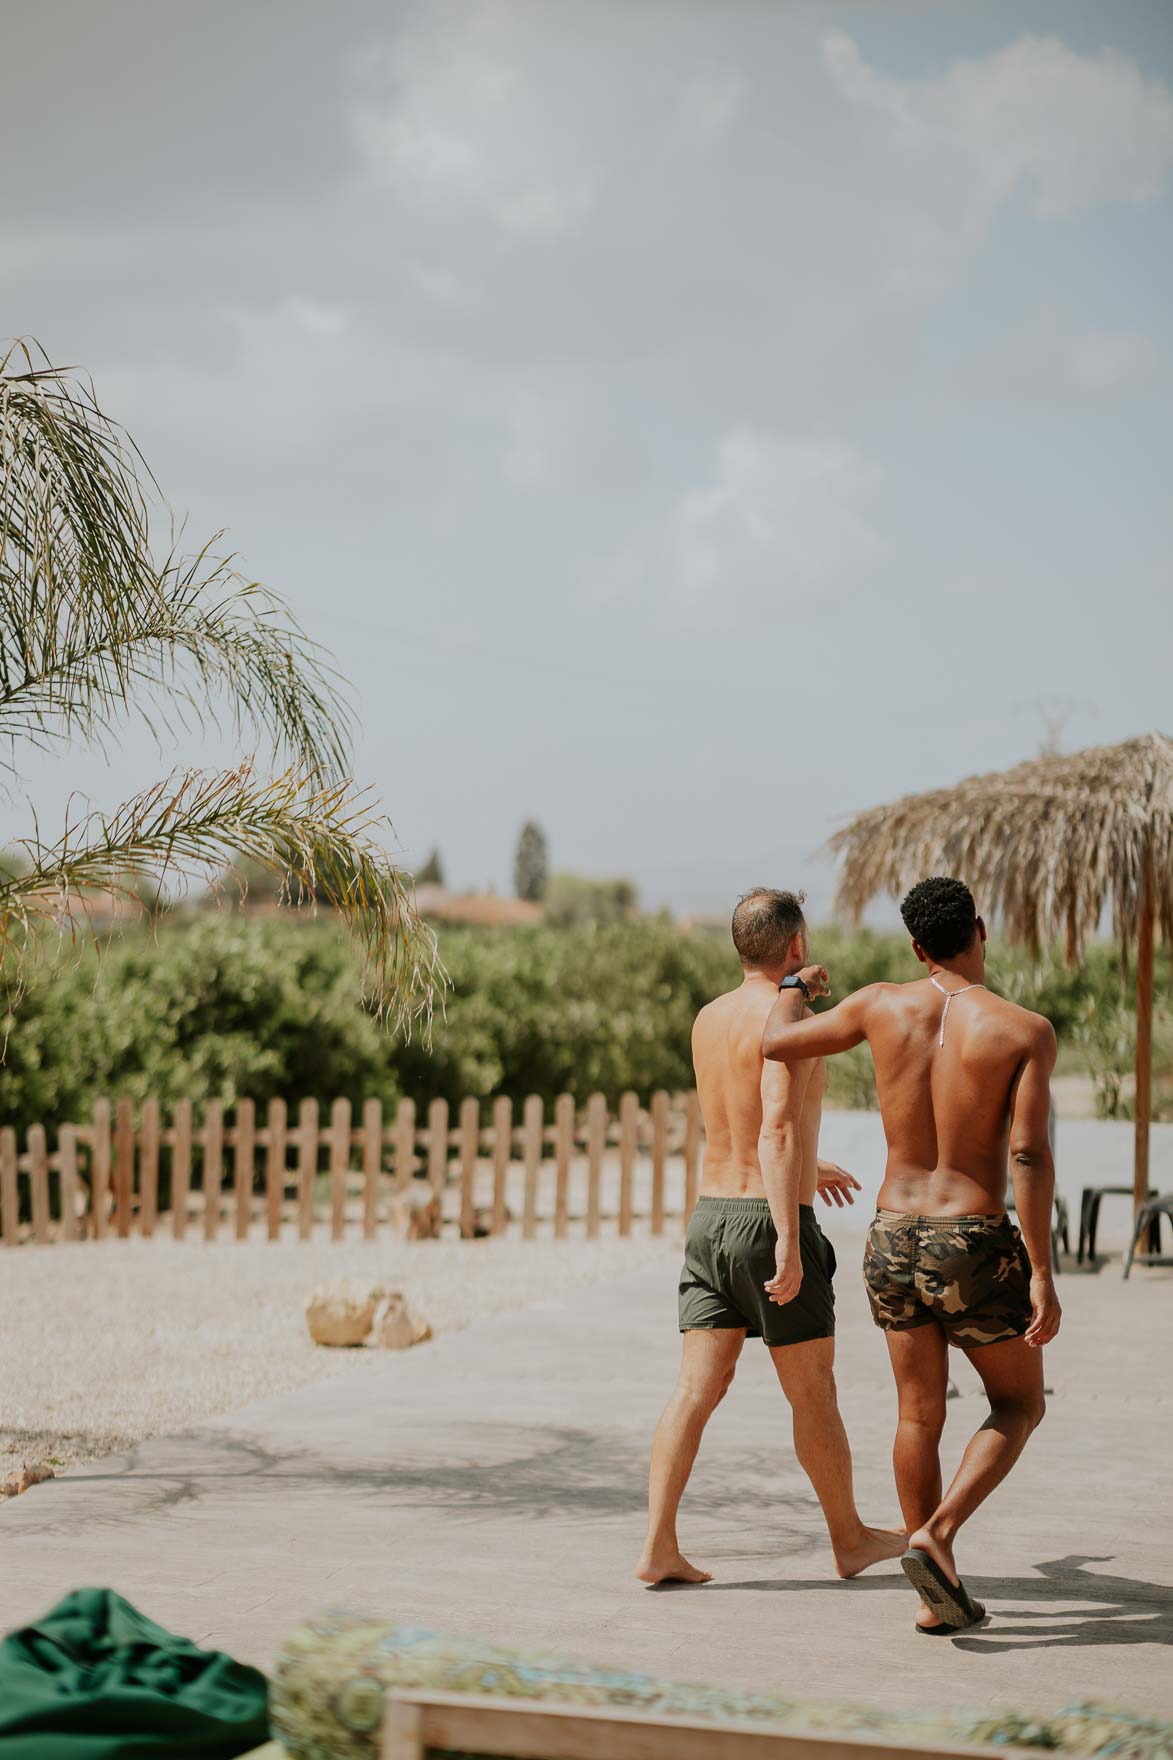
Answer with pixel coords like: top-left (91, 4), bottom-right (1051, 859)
top-left (0, 912), bottom-right (1166, 1136)
top-left (0, 915), bottom-right (739, 1134)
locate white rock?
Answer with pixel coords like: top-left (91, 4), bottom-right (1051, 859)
top-left (367, 1294), bottom-right (432, 1350)
top-left (305, 1280), bottom-right (389, 1347)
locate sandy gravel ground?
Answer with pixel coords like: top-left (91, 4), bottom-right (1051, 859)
top-left (0, 1235), bottom-right (678, 1476)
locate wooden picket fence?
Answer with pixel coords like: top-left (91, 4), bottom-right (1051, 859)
top-left (0, 1091), bottom-right (704, 1247)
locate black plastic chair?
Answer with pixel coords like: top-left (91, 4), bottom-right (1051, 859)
top-left (1123, 1193), bottom-right (1173, 1279)
top-left (1053, 1193), bottom-right (1070, 1266)
top-left (1078, 1185), bottom-right (1159, 1265)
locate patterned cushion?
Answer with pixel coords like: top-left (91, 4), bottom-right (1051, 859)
top-left (269, 1612), bottom-right (1173, 1760)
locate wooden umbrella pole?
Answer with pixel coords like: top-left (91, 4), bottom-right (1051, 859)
top-left (1133, 855), bottom-right (1155, 1217)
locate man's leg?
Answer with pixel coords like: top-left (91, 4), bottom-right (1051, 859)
top-left (886, 1322), bottom-right (949, 1533)
top-left (769, 1337), bottom-right (905, 1579)
top-left (885, 1322), bottom-right (951, 1627)
top-left (908, 1335), bottom-right (1046, 1603)
top-left (636, 1327), bottom-right (745, 1584)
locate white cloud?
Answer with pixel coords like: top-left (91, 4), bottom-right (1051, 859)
top-left (825, 32), bottom-right (1173, 220)
top-left (974, 321), bottom-right (1160, 400)
top-left (1062, 331), bottom-right (1159, 395)
top-left (90, 296), bottom-right (401, 498)
top-left (334, 9), bottom-right (1173, 400)
top-left (400, 257), bottom-right (483, 315)
top-left (341, 6), bottom-right (925, 381)
top-left (675, 70), bottom-right (748, 146)
top-left (502, 390), bottom-right (553, 489)
top-left (590, 430), bottom-right (879, 620)
top-left (351, 8), bottom-right (597, 237)
top-left (219, 297), bottom-right (353, 384)
top-left (280, 298), bottom-right (349, 339)
top-left (13, 6), bottom-right (1170, 605)
top-left (668, 431), bottom-right (878, 607)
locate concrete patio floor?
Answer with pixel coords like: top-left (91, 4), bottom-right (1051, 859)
top-left (3, 1214), bottom-right (1171, 1729)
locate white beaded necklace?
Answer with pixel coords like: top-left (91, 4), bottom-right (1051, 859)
top-left (929, 974), bottom-right (985, 1046)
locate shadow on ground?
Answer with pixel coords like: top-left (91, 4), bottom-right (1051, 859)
top-left (17, 1432), bottom-right (1165, 1662)
top-left (7, 1423), bottom-right (822, 1540)
top-left (692, 1555), bottom-right (1173, 1652)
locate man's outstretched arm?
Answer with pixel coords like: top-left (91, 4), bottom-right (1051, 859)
top-left (762, 979), bottom-right (874, 1064)
top-left (1008, 1017), bottom-right (1061, 1348)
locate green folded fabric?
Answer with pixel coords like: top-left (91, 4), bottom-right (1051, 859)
top-left (0, 1587), bottom-right (270, 1760)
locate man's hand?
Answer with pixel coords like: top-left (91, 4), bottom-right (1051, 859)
top-left (764, 1240), bottom-right (803, 1307)
top-left (816, 1160), bottom-right (861, 1208)
top-left (1024, 1273), bottom-right (1061, 1348)
top-left (798, 964), bottom-right (830, 1000)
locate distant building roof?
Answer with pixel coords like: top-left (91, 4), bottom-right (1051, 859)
top-left (414, 885), bottom-right (543, 927)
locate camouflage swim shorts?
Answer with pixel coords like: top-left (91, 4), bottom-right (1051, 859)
top-left (863, 1209), bottom-right (1032, 1348)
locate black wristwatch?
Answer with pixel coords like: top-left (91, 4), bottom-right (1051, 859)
top-left (779, 974), bottom-right (812, 1000)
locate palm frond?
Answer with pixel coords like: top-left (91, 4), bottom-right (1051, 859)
top-left (828, 731), bottom-right (1173, 959)
top-left (0, 765), bottom-right (443, 1033)
top-left (0, 342), bottom-right (433, 1028)
top-left (0, 343), bottom-right (351, 781)
top-left (0, 339), bottom-right (163, 677)
top-left (0, 540), bottom-right (351, 780)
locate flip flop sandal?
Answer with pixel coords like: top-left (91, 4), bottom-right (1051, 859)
top-left (915, 1612), bottom-right (987, 1636)
top-left (901, 1548), bottom-right (986, 1630)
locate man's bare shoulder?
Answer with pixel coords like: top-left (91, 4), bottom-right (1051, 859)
top-left (694, 988), bottom-right (733, 1025)
top-left (694, 986), bottom-right (779, 1062)
top-left (845, 980), bottom-right (905, 1014)
top-left (999, 996), bottom-right (1057, 1047)
top-left (693, 986), bottom-right (765, 1033)
top-left (803, 981), bottom-right (902, 1043)
top-left (985, 992), bottom-right (1057, 1053)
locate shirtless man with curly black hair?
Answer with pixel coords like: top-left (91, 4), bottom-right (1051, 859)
top-left (762, 877), bottom-right (1061, 1634)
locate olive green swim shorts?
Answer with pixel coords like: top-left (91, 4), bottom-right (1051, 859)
top-left (678, 1197), bottom-right (836, 1347)
top-left (863, 1209), bottom-right (1032, 1348)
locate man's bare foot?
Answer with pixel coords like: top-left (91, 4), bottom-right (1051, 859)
top-left (832, 1525), bottom-right (908, 1580)
top-left (908, 1524), bottom-right (958, 1583)
top-left (635, 1548), bottom-right (712, 1586)
top-left (916, 1596), bottom-right (943, 1630)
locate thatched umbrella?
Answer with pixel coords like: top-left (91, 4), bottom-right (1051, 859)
top-left (830, 732), bottom-right (1173, 1213)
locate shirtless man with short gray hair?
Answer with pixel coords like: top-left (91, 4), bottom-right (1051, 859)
top-left (762, 876), bottom-right (1061, 1633)
top-left (635, 887), bottom-right (904, 1586)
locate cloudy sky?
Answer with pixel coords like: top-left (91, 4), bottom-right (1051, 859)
top-left (3, 0), bottom-right (1172, 915)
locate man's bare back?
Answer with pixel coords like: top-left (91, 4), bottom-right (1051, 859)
top-left (761, 954), bottom-right (1059, 1320)
top-left (850, 977), bottom-right (1052, 1216)
top-left (693, 983), bottom-right (825, 1205)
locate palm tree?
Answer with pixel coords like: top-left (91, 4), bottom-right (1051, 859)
top-left (0, 339), bottom-right (439, 1028)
